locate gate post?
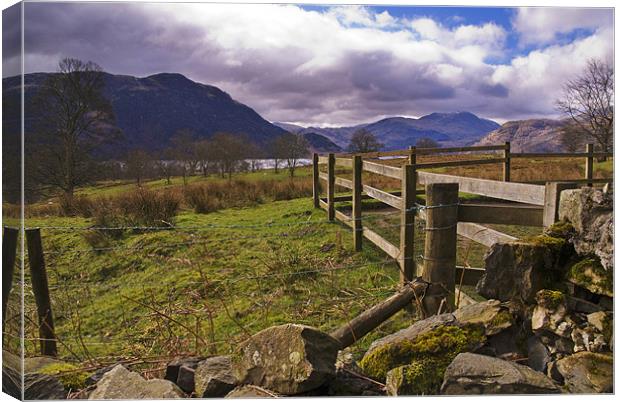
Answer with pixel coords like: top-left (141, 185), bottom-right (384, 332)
top-left (399, 164), bottom-right (416, 285)
top-left (312, 153), bottom-right (320, 208)
top-left (352, 155), bottom-right (363, 251)
top-left (422, 183), bottom-right (458, 313)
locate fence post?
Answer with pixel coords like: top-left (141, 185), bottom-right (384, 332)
top-left (399, 164), bottom-right (416, 285)
top-left (503, 141), bottom-right (511, 182)
top-left (543, 182), bottom-right (578, 227)
top-left (422, 183), bottom-right (458, 313)
top-left (352, 155), bottom-right (363, 251)
top-left (408, 145), bottom-right (416, 165)
top-left (327, 153), bottom-right (335, 221)
top-left (2, 227), bottom-right (19, 329)
top-left (312, 153), bottom-right (320, 208)
top-left (585, 143), bottom-right (594, 187)
top-left (25, 228), bottom-right (57, 356)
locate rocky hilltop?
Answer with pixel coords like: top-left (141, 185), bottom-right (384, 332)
top-left (475, 119), bottom-right (567, 152)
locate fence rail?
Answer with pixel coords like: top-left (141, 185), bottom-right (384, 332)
top-left (313, 142), bottom-right (613, 310)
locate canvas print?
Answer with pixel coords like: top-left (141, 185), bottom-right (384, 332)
top-left (1, 1), bottom-right (615, 399)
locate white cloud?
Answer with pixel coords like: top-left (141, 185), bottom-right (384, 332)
top-left (19, 3), bottom-right (615, 125)
top-left (513, 7), bottom-right (613, 45)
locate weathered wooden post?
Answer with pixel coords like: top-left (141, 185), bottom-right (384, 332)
top-left (25, 228), bottom-right (57, 356)
top-left (585, 143), bottom-right (594, 187)
top-left (352, 155), bottom-right (363, 251)
top-left (503, 141), bottom-right (511, 182)
top-left (327, 153), bottom-right (335, 221)
top-left (422, 183), bottom-right (458, 313)
top-left (2, 227), bottom-right (19, 328)
top-left (408, 145), bottom-right (416, 165)
top-left (543, 182), bottom-right (578, 227)
top-left (312, 153), bottom-right (320, 208)
top-left (399, 164), bottom-right (416, 285)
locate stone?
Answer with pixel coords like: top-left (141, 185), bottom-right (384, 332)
top-left (194, 355), bottom-right (238, 397)
top-left (567, 258), bottom-right (613, 297)
top-left (359, 324), bottom-right (486, 388)
top-left (231, 324), bottom-right (340, 395)
top-left (176, 365), bottom-right (196, 394)
top-left (440, 353), bottom-right (561, 394)
top-left (559, 188), bottom-right (613, 270)
top-left (88, 364), bottom-right (185, 399)
top-left (477, 241), bottom-right (564, 304)
top-left (225, 385), bottom-right (279, 398)
top-left (531, 289), bottom-right (574, 339)
top-left (453, 300), bottom-right (513, 336)
top-left (555, 352), bottom-right (613, 393)
top-left (3, 351), bottom-right (67, 400)
top-left (326, 368), bottom-right (384, 396)
top-left (527, 336), bottom-right (550, 373)
top-left (587, 311), bottom-right (611, 334)
top-left (24, 372), bottom-right (69, 400)
top-left (385, 361), bottom-right (445, 396)
top-left (87, 364), bottom-right (124, 386)
top-left (164, 356), bottom-right (203, 384)
top-left (365, 313), bottom-right (457, 356)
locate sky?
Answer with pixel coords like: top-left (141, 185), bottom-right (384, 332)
top-left (2, 1), bottom-right (615, 126)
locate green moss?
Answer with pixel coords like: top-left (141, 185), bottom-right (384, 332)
top-left (567, 258), bottom-right (613, 296)
top-left (359, 324), bottom-right (486, 387)
top-left (387, 359), bottom-right (448, 396)
top-left (489, 309), bottom-right (513, 328)
top-left (521, 235), bottom-right (566, 251)
top-left (536, 289), bottom-right (565, 310)
top-left (544, 220), bottom-right (575, 239)
top-left (37, 362), bottom-right (90, 391)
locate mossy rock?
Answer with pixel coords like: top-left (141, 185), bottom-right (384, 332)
top-left (521, 235), bottom-right (566, 251)
top-left (37, 362), bottom-right (91, 391)
top-left (359, 324), bottom-right (486, 385)
top-left (535, 289), bottom-right (565, 310)
top-left (385, 359), bottom-right (448, 396)
top-left (544, 220), bottom-right (575, 239)
top-left (566, 258), bottom-right (613, 297)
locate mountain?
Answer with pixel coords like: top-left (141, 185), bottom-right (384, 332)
top-left (272, 122), bottom-right (305, 133)
top-left (475, 119), bottom-right (567, 152)
top-left (3, 72), bottom-right (288, 156)
top-left (282, 112), bottom-right (500, 150)
top-left (302, 132), bottom-right (342, 153)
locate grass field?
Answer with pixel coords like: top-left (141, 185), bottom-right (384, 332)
top-left (3, 154), bottom-right (612, 375)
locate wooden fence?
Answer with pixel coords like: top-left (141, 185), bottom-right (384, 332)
top-left (313, 142), bottom-right (613, 310)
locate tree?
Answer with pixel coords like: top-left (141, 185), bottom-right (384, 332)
top-left (559, 122), bottom-right (587, 153)
top-left (27, 58), bottom-right (120, 201)
top-left (556, 59), bottom-right (614, 156)
top-left (274, 133), bottom-right (310, 177)
top-left (210, 133), bottom-right (246, 180)
top-left (416, 137), bottom-right (440, 148)
top-left (348, 129), bottom-right (383, 153)
top-left (154, 149), bottom-right (176, 185)
top-left (125, 149), bottom-right (152, 186)
top-left (245, 142), bottom-right (264, 173)
top-left (170, 129), bottom-right (199, 185)
top-left (195, 139), bottom-right (212, 177)
top-left (269, 137), bottom-right (284, 174)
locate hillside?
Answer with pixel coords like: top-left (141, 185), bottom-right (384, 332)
top-left (302, 132), bottom-right (342, 153)
top-left (475, 119), bottom-right (567, 152)
top-left (283, 112), bottom-right (500, 150)
top-left (3, 72), bottom-right (288, 155)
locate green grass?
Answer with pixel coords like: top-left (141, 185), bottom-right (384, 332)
top-left (76, 167), bottom-right (312, 198)
top-left (19, 197), bottom-right (415, 363)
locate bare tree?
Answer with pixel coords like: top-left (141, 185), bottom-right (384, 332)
top-left (274, 133), bottom-right (310, 177)
top-left (348, 128), bottom-right (383, 153)
top-left (245, 142), bottom-right (264, 173)
top-left (125, 149), bottom-right (152, 186)
top-left (559, 122), bottom-right (587, 153)
top-left (416, 137), bottom-right (440, 148)
top-left (154, 149), bottom-right (176, 185)
top-left (269, 137), bottom-right (283, 174)
top-left (210, 132), bottom-right (246, 180)
top-left (27, 58), bottom-right (120, 201)
top-left (170, 129), bottom-right (199, 185)
top-left (556, 59), bottom-right (614, 156)
top-left (195, 139), bottom-right (212, 177)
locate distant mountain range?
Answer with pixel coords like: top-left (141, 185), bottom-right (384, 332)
top-left (475, 119), bottom-right (567, 152)
top-left (2, 72), bottom-right (340, 156)
top-left (275, 111), bottom-right (500, 151)
top-left (4, 71), bottom-right (567, 157)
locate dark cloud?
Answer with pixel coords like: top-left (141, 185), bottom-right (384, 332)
top-left (10, 2), bottom-right (613, 125)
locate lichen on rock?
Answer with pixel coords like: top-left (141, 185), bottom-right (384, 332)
top-left (37, 362), bottom-right (91, 391)
top-left (359, 324), bottom-right (486, 388)
top-left (566, 258), bottom-right (613, 297)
